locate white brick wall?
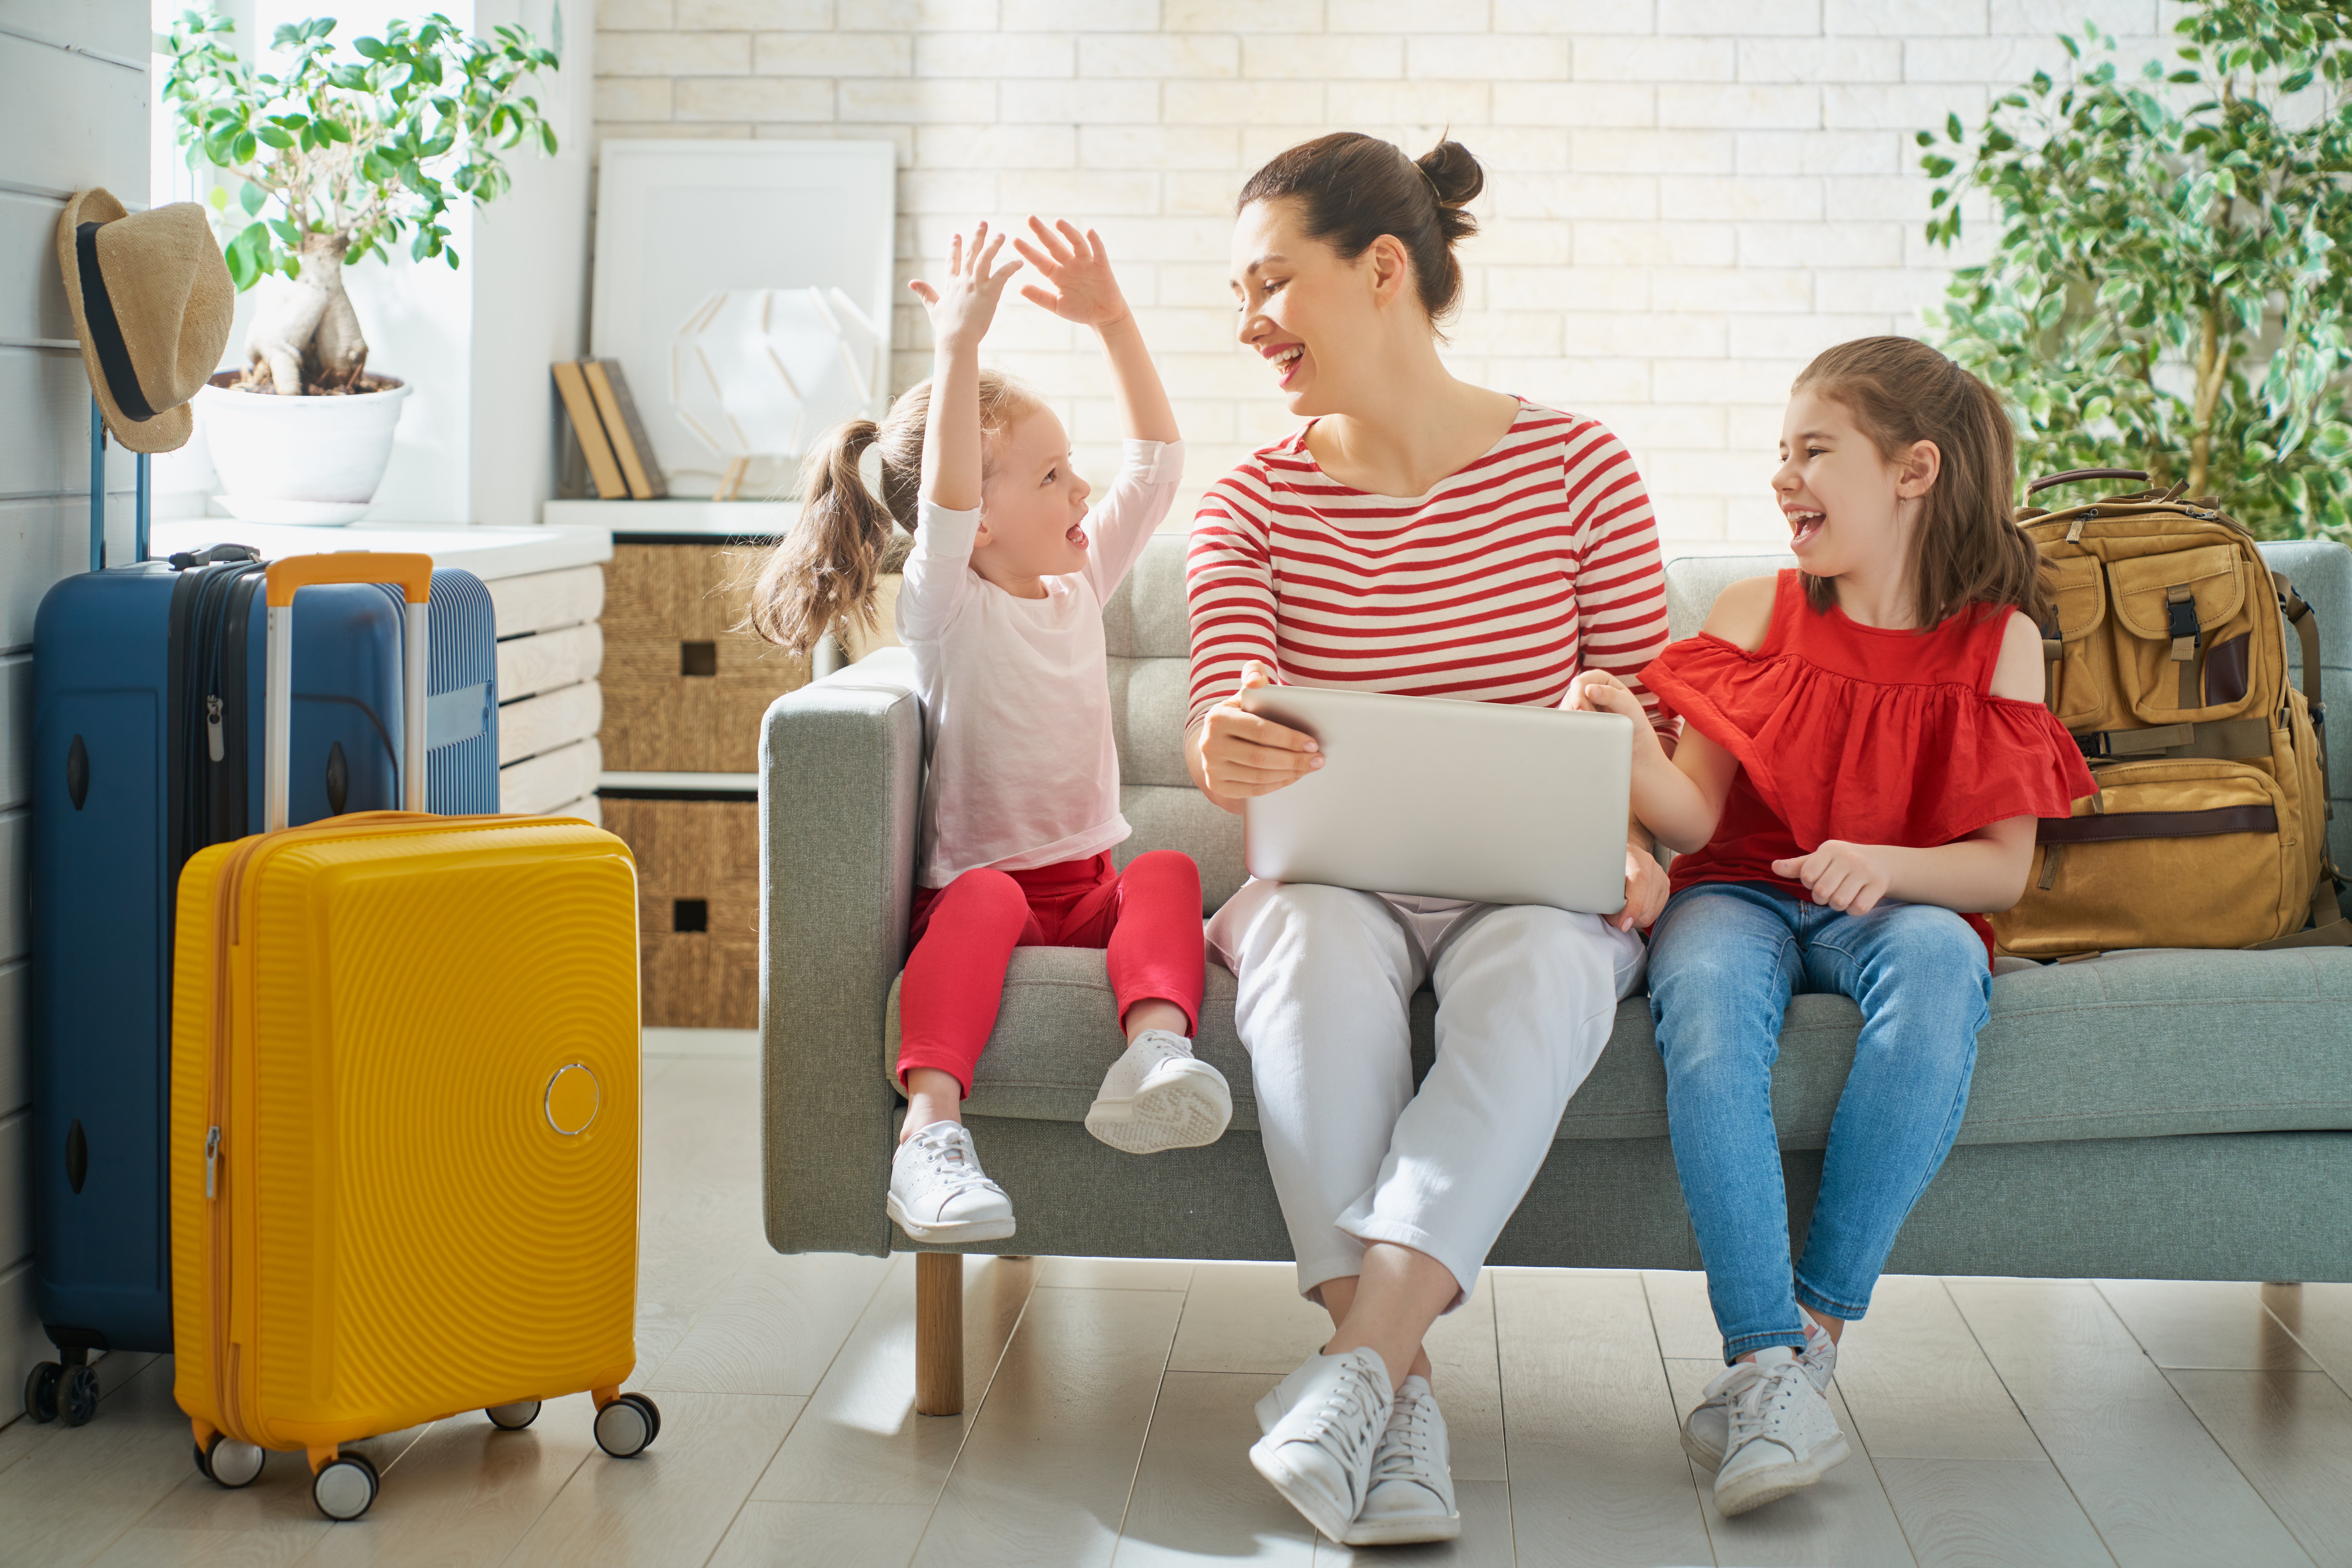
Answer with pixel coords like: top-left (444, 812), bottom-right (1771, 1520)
top-left (595, 0), bottom-right (2180, 549)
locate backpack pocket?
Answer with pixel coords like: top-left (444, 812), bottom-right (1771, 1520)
top-left (2106, 547), bottom-right (2260, 725)
top-left (1993, 758), bottom-right (2302, 955)
top-left (2043, 555), bottom-right (2109, 729)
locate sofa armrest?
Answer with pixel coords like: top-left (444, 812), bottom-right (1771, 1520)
top-left (760, 647), bottom-right (923, 1257)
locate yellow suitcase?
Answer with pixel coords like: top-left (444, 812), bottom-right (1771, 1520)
top-left (169, 555), bottom-right (650, 1521)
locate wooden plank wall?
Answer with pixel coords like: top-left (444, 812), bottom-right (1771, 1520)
top-left (0, 0), bottom-right (149, 1416)
top-left (488, 564), bottom-right (609, 822)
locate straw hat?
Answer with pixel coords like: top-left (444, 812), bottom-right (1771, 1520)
top-left (55, 188), bottom-right (234, 454)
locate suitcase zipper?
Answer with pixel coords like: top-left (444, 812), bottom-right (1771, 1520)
top-left (205, 696), bottom-right (224, 763)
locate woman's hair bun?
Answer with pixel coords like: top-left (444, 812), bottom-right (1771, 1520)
top-left (1416, 138), bottom-right (1484, 210)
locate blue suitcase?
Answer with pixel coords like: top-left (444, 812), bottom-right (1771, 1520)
top-left (24, 546), bottom-right (500, 1422)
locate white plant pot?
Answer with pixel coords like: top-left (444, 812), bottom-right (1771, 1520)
top-left (196, 375), bottom-right (411, 526)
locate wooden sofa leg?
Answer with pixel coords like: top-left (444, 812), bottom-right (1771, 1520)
top-left (915, 1253), bottom-right (964, 1417)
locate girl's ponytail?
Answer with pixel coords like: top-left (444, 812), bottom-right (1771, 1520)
top-left (746, 397), bottom-right (924, 656)
top-left (743, 367), bottom-right (1040, 657)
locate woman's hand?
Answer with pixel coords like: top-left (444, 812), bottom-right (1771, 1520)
top-left (1618, 843), bottom-right (1670, 933)
top-left (908, 224), bottom-right (1022, 359)
top-left (1193, 661), bottom-right (1322, 810)
top-left (1013, 217), bottom-right (1130, 329)
top-left (1772, 840), bottom-right (1894, 914)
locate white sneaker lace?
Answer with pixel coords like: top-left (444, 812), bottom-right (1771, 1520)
top-left (1369, 1392), bottom-right (1437, 1485)
top-left (1298, 1357), bottom-right (1387, 1475)
top-left (903, 1127), bottom-right (1002, 1205)
top-left (1723, 1357), bottom-right (1810, 1452)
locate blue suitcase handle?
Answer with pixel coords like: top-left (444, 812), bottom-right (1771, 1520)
top-left (88, 395), bottom-right (151, 569)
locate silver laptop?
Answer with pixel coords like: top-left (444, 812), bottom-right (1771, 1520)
top-left (1237, 685), bottom-right (1633, 914)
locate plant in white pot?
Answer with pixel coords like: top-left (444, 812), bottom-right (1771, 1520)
top-left (162, 10), bottom-right (559, 523)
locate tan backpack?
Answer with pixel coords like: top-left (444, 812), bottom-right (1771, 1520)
top-left (1989, 468), bottom-right (2349, 958)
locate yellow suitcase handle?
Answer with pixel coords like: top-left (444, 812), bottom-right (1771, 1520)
top-left (263, 553), bottom-right (433, 828)
top-left (264, 552), bottom-right (434, 606)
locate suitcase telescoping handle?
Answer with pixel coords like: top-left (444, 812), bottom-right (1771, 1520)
top-left (262, 554), bottom-right (435, 830)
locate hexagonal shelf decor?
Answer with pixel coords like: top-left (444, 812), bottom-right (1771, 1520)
top-left (670, 287), bottom-right (883, 496)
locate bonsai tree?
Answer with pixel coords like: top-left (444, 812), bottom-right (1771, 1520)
top-left (161, 10), bottom-right (559, 396)
top-left (1921, 1), bottom-right (2352, 540)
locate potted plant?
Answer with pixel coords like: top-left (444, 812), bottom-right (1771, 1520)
top-left (162, 10), bottom-right (559, 523)
top-left (1921, 1), bottom-right (2352, 540)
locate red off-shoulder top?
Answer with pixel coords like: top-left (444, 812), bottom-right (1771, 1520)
top-left (1640, 570), bottom-right (2096, 962)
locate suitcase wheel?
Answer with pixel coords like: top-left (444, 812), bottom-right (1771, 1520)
top-left (485, 1400), bottom-right (542, 1431)
top-left (58, 1364), bottom-right (99, 1428)
top-left (593, 1393), bottom-right (660, 1459)
top-left (312, 1451), bottom-right (379, 1521)
top-left (196, 1434), bottom-right (266, 1488)
top-left (23, 1362), bottom-right (60, 1424)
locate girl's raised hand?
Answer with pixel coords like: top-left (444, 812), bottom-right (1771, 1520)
top-left (1013, 217), bottom-right (1130, 329)
top-left (908, 224), bottom-right (1023, 358)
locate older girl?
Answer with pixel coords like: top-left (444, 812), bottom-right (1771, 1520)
top-left (1573, 337), bottom-right (2095, 1517)
top-left (1189, 133), bottom-right (1676, 1548)
top-left (751, 220), bottom-right (1226, 1247)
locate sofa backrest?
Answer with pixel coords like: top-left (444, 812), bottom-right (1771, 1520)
top-left (1662, 542), bottom-right (2352, 872)
top-left (1104, 533), bottom-right (1247, 913)
top-left (1107, 535), bottom-right (2352, 913)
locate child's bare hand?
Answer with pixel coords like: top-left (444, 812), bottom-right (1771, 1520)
top-left (908, 224), bottom-right (1023, 357)
top-left (1772, 840), bottom-right (1894, 914)
top-left (1013, 217), bottom-right (1130, 329)
top-left (1567, 670), bottom-right (1664, 755)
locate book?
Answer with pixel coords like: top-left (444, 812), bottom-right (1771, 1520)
top-left (581, 358), bottom-right (669, 500)
top-left (551, 360), bottom-right (628, 501)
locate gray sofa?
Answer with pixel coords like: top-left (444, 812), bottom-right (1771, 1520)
top-left (760, 533), bottom-right (2352, 1412)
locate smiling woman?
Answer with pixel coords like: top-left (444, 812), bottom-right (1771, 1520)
top-left (1181, 132), bottom-right (1679, 1549)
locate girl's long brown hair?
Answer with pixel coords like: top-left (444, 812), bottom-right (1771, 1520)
top-left (1794, 336), bottom-right (2049, 630)
top-left (744, 369), bottom-right (1036, 656)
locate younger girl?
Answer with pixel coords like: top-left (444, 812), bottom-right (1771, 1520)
top-left (750, 219), bottom-right (1225, 1243)
top-left (1573, 337), bottom-right (2094, 1517)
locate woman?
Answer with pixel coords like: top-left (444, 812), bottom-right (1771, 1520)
top-left (1187, 132), bottom-right (1679, 1548)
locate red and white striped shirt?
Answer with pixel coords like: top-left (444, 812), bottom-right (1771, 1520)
top-left (1186, 401), bottom-right (1675, 741)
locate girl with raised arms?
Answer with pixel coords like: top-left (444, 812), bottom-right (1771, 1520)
top-left (750, 218), bottom-right (1227, 1246)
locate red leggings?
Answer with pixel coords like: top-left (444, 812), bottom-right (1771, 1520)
top-left (899, 850), bottom-right (1205, 1096)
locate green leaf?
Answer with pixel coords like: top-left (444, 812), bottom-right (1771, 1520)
top-left (256, 125), bottom-right (292, 149)
top-left (354, 35), bottom-right (384, 58)
top-left (1947, 112), bottom-right (1964, 141)
top-left (238, 180), bottom-right (264, 214)
top-left (231, 130), bottom-right (256, 164)
top-left (267, 218), bottom-right (299, 244)
top-left (207, 184), bottom-right (229, 211)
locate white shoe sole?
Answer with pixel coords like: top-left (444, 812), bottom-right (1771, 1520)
top-left (885, 1193), bottom-right (1015, 1244)
top-left (1713, 1431), bottom-right (1850, 1517)
top-left (1253, 1384), bottom-right (1286, 1436)
top-left (1084, 1060), bottom-right (1231, 1154)
top-left (1342, 1506), bottom-right (1462, 1546)
top-left (1248, 1435), bottom-right (1358, 1545)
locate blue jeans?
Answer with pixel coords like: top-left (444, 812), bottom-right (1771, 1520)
top-left (1648, 882), bottom-right (1990, 1363)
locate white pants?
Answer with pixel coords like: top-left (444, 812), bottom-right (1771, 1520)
top-left (1208, 880), bottom-right (1645, 1306)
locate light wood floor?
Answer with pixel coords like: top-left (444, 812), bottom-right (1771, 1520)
top-left (6, 1055), bottom-right (2350, 1567)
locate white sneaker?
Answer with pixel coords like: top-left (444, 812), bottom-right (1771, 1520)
top-left (1682, 1316), bottom-right (1836, 1471)
top-left (1343, 1375), bottom-right (1460, 1545)
top-left (1083, 1030), bottom-right (1232, 1154)
top-left (1710, 1345), bottom-right (1850, 1517)
top-left (885, 1121), bottom-right (1015, 1243)
top-left (1248, 1348), bottom-right (1392, 1544)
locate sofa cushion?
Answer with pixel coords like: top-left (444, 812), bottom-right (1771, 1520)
top-left (893, 943), bottom-right (2352, 1149)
